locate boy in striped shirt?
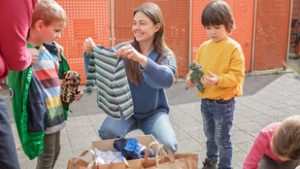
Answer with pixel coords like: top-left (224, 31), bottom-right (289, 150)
top-left (27, 0), bottom-right (82, 168)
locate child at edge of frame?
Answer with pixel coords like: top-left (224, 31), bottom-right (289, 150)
top-left (243, 116), bottom-right (300, 169)
top-left (8, 0), bottom-right (83, 168)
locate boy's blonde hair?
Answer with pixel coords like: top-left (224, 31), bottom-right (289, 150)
top-left (272, 116), bottom-right (300, 160)
top-left (32, 0), bottom-right (67, 26)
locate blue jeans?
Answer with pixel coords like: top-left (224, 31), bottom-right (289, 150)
top-left (99, 111), bottom-right (178, 152)
top-left (0, 94), bottom-right (20, 169)
top-left (201, 98), bottom-right (235, 169)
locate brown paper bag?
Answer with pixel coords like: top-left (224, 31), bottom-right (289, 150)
top-left (67, 158), bottom-right (92, 169)
top-left (66, 149), bottom-right (143, 169)
top-left (67, 141), bottom-right (198, 169)
top-left (67, 150), bottom-right (94, 169)
top-left (141, 142), bottom-right (198, 169)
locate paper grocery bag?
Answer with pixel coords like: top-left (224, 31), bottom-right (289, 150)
top-left (141, 142), bottom-right (198, 169)
top-left (66, 149), bottom-right (143, 169)
top-left (67, 150), bottom-right (94, 169)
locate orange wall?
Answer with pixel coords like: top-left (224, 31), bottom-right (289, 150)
top-left (54, 0), bottom-right (292, 83)
top-left (55, 0), bottom-right (111, 84)
top-left (253, 0), bottom-right (291, 70)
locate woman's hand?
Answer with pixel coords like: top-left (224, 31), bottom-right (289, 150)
top-left (201, 71), bottom-right (218, 86)
top-left (116, 44), bottom-right (148, 68)
top-left (83, 37), bottom-right (96, 54)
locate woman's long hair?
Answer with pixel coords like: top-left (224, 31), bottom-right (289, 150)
top-left (126, 2), bottom-right (169, 85)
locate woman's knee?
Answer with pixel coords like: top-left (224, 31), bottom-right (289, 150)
top-left (98, 126), bottom-right (118, 140)
top-left (167, 141), bottom-right (178, 152)
top-left (151, 113), bottom-right (178, 152)
top-left (98, 117), bottom-right (135, 140)
top-left (156, 135), bottom-right (178, 152)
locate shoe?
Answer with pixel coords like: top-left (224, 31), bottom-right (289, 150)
top-left (202, 158), bottom-right (217, 169)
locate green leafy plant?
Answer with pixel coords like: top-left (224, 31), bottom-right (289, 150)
top-left (188, 62), bottom-right (204, 92)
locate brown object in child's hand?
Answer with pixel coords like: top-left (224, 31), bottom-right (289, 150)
top-left (61, 70), bottom-right (81, 103)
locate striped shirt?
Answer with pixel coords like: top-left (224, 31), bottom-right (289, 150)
top-left (85, 46), bottom-right (133, 119)
top-left (32, 46), bottom-right (65, 134)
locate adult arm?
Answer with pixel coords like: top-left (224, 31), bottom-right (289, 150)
top-left (142, 54), bottom-right (176, 89)
top-left (0, 0), bottom-right (35, 72)
top-left (115, 44), bottom-right (176, 89)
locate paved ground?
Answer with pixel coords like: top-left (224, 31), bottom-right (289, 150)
top-left (3, 69), bottom-right (300, 169)
top-left (287, 56), bottom-right (300, 74)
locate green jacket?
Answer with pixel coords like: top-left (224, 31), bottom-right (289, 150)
top-left (8, 44), bottom-right (70, 159)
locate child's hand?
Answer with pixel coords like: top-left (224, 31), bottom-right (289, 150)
top-left (28, 48), bottom-right (39, 64)
top-left (201, 71), bottom-right (218, 86)
top-left (74, 90), bottom-right (83, 101)
top-left (185, 79), bottom-right (195, 89)
top-left (83, 37), bottom-right (96, 54)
